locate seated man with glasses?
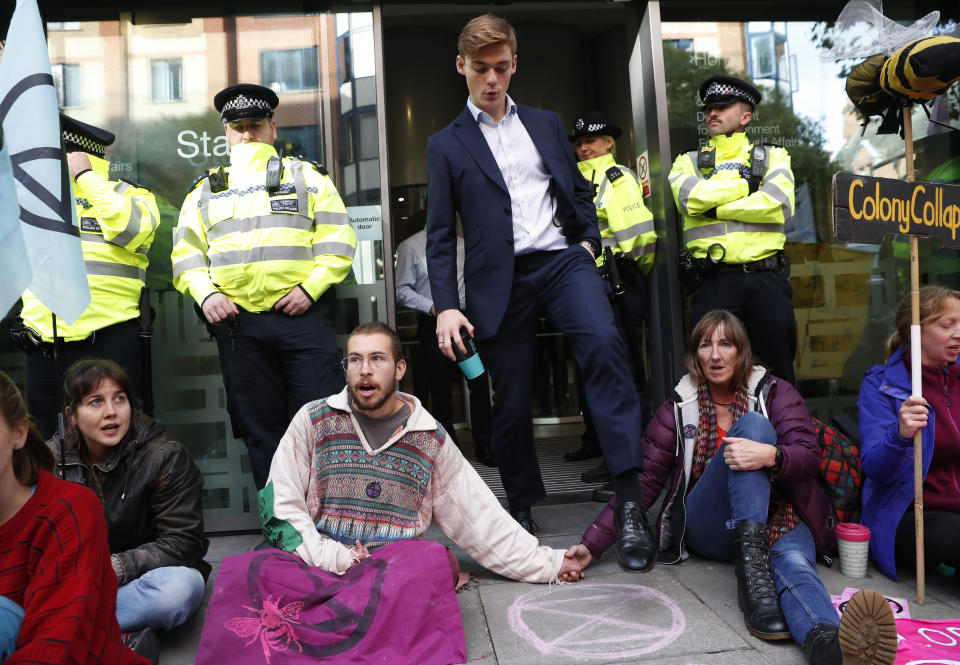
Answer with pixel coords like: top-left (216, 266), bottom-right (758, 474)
top-left (245, 321), bottom-right (588, 659)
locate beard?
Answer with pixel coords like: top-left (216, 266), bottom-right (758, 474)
top-left (347, 379), bottom-right (397, 414)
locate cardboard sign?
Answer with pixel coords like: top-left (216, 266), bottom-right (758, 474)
top-left (833, 172), bottom-right (960, 248)
top-left (832, 587), bottom-right (911, 619)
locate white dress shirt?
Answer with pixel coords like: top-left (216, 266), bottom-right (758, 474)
top-left (395, 229), bottom-right (466, 314)
top-left (466, 95), bottom-right (568, 255)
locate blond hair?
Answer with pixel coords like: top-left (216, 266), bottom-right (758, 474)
top-left (889, 285), bottom-right (960, 355)
top-left (458, 14), bottom-right (517, 58)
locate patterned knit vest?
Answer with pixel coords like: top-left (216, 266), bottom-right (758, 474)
top-left (307, 400), bottom-right (447, 549)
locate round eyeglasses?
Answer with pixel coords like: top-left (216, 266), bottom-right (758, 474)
top-left (341, 353), bottom-right (394, 372)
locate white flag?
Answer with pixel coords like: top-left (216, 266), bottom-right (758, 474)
top-left (0, 0), bottom-right (90, 324)
top-left (0, 133), bottom-right (32, 317)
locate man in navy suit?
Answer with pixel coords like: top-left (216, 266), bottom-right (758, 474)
top-left (426, 14), bottom-right (655, 571)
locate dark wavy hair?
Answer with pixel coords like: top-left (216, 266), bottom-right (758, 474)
top-left (686, 310), bottom-right (754, 389)
top-left (62, 359), bottom-right (136, 458)
top-left (0, 371), bottom-right (53, 485)
top-left (889, 285), bottom-right (960, 356)
top-left (349, 321), bottom-right (403, 361)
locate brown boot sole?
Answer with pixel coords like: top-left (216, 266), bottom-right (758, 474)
top-left (839, 589), bottom-right (898, 665)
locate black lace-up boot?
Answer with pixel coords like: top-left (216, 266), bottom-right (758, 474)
top-left (734, 521), bottom-right (790, 640)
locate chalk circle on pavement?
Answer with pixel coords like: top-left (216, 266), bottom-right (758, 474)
top-left (507, 583), bottom-right (686, 659)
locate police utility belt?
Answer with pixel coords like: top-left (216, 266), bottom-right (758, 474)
top-left (9, 321), bottom-right (100, 358)
top-left (678, 244), bottom-right (787, 293)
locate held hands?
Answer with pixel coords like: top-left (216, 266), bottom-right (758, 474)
top-left (274, 286), bottom-right (312, 316)
top-left (201, 292), bottom-right (239, 324)
top-left (898, 395), bottom-right (929, 440)
top-left (350, 540), bottom-right (370, 566)
top-left (436, 309), bottom-right (474, 362)
top-left (722, 437), bottom-right (777, 471)
top-left (557, 544), bottom-right (592, 582)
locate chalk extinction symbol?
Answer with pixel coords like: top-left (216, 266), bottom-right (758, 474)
top-left (508, 583), bottom-right (685, 659)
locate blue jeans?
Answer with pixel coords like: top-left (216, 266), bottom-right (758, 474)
top-left (116, 566), bottom-right (206, 632)
top-left (0, 596), bottom-right (23, 661)
top-left (684, 411), bottom-right (838, 644)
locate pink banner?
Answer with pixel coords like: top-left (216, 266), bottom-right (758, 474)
top-left (195, 540), bottom-right (464, 665)
top-left (893, 618), bottom-right (960, 664)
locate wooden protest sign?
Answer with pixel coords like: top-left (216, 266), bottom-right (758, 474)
top-left (833, 173), bottom-right (960, 248)
top-left (830, 109), bottom-right (952, 605)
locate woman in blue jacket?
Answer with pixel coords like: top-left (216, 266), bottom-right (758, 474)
top-left (858, 285), bottom-right (960, 580)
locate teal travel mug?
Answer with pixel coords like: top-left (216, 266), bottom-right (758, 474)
top-left (453, 327), bottom-right (484, 379)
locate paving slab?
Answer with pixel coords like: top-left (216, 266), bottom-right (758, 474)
top-left (457, 583), bottom-right (497, 664)
top-left (478, 566), bottom-right (748, 664)
top-left (157, 504), bottom-right (960, 665)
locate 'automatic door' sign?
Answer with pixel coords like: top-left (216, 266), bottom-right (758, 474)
top-left (833, 172), bottom-right (960, 248)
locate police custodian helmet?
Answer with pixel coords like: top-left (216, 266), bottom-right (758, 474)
top-left (60, 113), bottom-right (115, 157)
top-left (699, 75), bottom-right (762, 109)
top-left (568, 111), bottom-right (622, 142)
top-left (214, 83), bottom-right (280, 124)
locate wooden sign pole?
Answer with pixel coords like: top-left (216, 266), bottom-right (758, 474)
top-left (903, 105), bottom-right (926, 606)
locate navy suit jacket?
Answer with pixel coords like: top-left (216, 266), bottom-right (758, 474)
top-left (425, 104), bottom-right (601, 339)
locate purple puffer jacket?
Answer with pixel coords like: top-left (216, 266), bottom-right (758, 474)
top-left (581, 367), bottom-right (837, 563)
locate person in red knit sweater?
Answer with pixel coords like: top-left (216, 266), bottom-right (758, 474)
top-left (0, 370), bottom-right (148, 665)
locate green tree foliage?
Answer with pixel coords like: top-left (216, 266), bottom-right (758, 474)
top-left (663, 44), bottom-right (841, 241)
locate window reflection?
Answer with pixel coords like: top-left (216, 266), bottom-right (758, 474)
top-left (37, 10), bottom-right (385, 525)
top-left (663, 19), bottom-right (960, 421)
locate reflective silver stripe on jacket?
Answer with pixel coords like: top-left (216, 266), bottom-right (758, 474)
top-left (613, 220), bottom-right (656, 243)
top-left (208, 245), bottom-right (314, 268)
top-left (672, 171), bottom-right (699, 215)
top-left (596, 176), bottom-right (610, 204)
top-left (624, 243), bottom-right (656, 259)
top-left (111, 202), bottom-right (144, 248)
top-left (759, 168), bottom-right (794, 221)
top-left (113, 181), bottom-right (132, 195)
top-left (198, 179), bottom-right (212, 228)
top-left (290, 161), bottom-right (309, 215)
top-left (601, 236), bottom-right (618, 249)
top-left (312, 241), bottom-right (356, 259)
top-left (80, 231), bottom-right (149, 254)
top-left (173, 225), bottom-right (205, 250)
top-left (207, 214), bottom-right (315, 241)
top-left (172, 254), bottom-right (208, 278)
top-left (314, 209), bottom-right (351, 226)
top-left (84, 260), bottom-right (146, 281)
top-left (684, 220), bottom-right (783, 243)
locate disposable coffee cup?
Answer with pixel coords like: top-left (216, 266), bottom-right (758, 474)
top-left (453, 327), bottom-right (485, 379)
top-left (835, 522), bottom-right (871, 578)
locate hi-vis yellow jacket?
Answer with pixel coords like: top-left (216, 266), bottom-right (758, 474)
top-left (21, 155), bottom-right (158, 342)
top-left (578, 153), bottom-right (656, 276)
top-left (171, 143), bottom-right (356, 312)
top-left (668, 132), bottom-right (794, 264)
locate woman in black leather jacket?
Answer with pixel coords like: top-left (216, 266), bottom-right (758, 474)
top-left (48, 359), bottom-right (209, 634)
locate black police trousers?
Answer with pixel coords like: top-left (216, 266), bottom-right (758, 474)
top-left (210, 297), bottom-right (343, 489)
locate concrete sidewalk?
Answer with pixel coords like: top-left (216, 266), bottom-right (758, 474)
top-left (158, 502), bottom-right (960, 665)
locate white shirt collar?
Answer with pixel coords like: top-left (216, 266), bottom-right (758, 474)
top-left (466, 94), bottom-right (518, 124)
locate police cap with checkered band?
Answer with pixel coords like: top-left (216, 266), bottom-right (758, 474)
top-left (699, 75), bottom-right (762, 109)
top-left (568, 111), bottom-right (622, 142)
top-left (214, 84), bottom-right (279, 124)
top-left (60, 113), bottom-right (115, 158)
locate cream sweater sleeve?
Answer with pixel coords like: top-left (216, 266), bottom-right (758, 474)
top-left (430, 439), bottom-right (564, 583)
